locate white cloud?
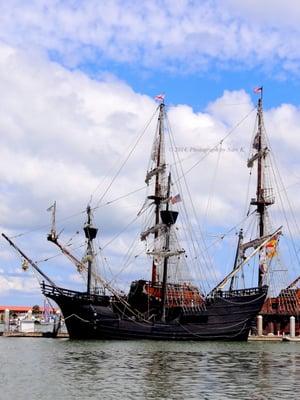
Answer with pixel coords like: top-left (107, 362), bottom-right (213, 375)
top-left (0, 275), bottom-right (39, 295)
top-left (0, 1), bottom-right (300, 75)
top-left (1, 42), bottom-right (300, 300)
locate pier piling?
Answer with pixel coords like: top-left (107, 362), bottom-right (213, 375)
top-left (4, 309), bottom-right (10, 333)
top-left (290, 316), bottom-right (295, 338)
top-left (257, 315), bottom-right (263, 336)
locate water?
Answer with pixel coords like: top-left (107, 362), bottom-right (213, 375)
top-left (0, 338), bottom-right (299, 400)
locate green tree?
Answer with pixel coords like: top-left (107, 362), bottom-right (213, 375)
top-left (32, 305), bottom-right (40, 315)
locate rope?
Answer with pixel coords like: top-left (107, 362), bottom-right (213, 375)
top-left (93, 107), bottom-right (159, 208)
top-left (173, 107), bottom-right (256, 186)
top-left (203, 142), bottom-right (223, 227)
top-left (178, 321), bottom-right (248, 339)
top-left (64, 313), bottom-right (90, 323)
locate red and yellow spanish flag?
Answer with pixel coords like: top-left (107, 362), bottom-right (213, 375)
top-left (265, 238), bottom-right (277, 258)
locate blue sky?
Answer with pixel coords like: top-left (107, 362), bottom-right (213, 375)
top-left (1, 0), bottom-right (300, 306)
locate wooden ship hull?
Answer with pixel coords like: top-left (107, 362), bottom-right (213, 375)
top-left (42, 282), bottom-right (268, 341)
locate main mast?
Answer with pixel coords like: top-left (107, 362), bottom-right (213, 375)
top-left (144, 102), bottom-right (167, 283)
top-left (141, 100), bottom-right (184, 320)
top-left (247, 88), bottom-right (274, 287)
top-left (161, 172), bottom-right (171, 321)
top-left (153, 103), bottom-right (165, 284)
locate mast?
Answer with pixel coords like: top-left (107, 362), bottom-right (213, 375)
top-left (248, 88), bottom-right (274, 287)
top-left (47, 203), bottom-right (98, 294)
top-left (144, 102), bottom-right (166, 283)
top-left (142, 100), bottom-right (184, 319)
top-left (83, 205), bottom-right (98, 295)
top-left (161, 173), bottom-right (171, 322)
top-left (153, 102), bottom-right (164, 284)
top-left (256, 96), bottom-right (265, 240)
top-left (210, 226), bottom-right (282, 294)
top-left (47, 227), bottom-right (129, 300)
top-left (229, 229), bottom-right (243, 291)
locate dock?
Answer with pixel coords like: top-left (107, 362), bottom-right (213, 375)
top-left (283, 336), bottom-right (300, 342)
top-left (1, 331), bottom-right (69, 338)
top-left (248, 334), bottom-right (283, 342)
top-left (248, 333), bottom-right (300, 342)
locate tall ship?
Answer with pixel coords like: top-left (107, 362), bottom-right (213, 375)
top-left (2, 97), bottom-right (272, 340)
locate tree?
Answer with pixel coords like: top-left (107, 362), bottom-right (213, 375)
top-left (32, 305), bottom-right (40, 315)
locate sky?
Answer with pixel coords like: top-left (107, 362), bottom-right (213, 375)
top-left (1, 0), bottom-right (300, 306)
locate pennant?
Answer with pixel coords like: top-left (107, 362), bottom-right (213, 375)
top-left (253, 86), bottom-right (263, 94)
top-left (154, 93), bottom-right (165, 103)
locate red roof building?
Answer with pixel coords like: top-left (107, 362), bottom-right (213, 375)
top-left (0, 306), bottom-right (58, 314)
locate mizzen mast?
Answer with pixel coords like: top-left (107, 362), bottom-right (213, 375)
top-left (247, 88), bottom-right (275, 287)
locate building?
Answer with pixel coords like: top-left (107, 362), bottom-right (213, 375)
top-left (0, 305), bottom-right (58, 321)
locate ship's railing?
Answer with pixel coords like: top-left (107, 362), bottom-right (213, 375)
top-left (41, 282), bottom-right (110, 303)
top-left (211, 286), bottom-right (267, 299)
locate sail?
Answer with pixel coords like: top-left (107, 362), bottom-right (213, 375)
top-left (141, 103), bottom-right (186, 286)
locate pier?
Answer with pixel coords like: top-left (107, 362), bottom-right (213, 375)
top-left (248, 314), bottom-right (300, 342)
top-left (1, 331), bottom-right (69, 338)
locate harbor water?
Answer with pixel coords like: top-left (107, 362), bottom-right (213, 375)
top-left (0, 338), bottom-right (299, 400)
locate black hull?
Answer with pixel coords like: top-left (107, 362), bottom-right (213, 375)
top-left (42, 284), bottom-right (267, 341)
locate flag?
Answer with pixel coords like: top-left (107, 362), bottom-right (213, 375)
top-left (265, 238), bottom-right (278, 258)
top-left (253, 86), bottom-right (263, 94)
top-left (266, 238), bottom-right (277, 249)
top-left (171, 194), bottom-right (182, 204)
top-left (154, 93), bottom-right (165, 102)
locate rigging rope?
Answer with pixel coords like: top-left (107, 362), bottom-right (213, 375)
top-left (265, 130), bottom-right (300, 277)
top-left (203, 142), bottom-right (223, 227)
top-left (165, 112), bottom-right (218, 292)
top-left (93, 107), bottom-right (159, 208)
top-left (173, 107), bottom-right (256, 186)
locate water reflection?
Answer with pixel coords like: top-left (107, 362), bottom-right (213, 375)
top-left (1, 339), bottom-right (300, 400)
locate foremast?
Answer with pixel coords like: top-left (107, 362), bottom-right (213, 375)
top-left (247, 88), bottom-right (275, 287)
top-left (47, 205), bottom-right (98, 295)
